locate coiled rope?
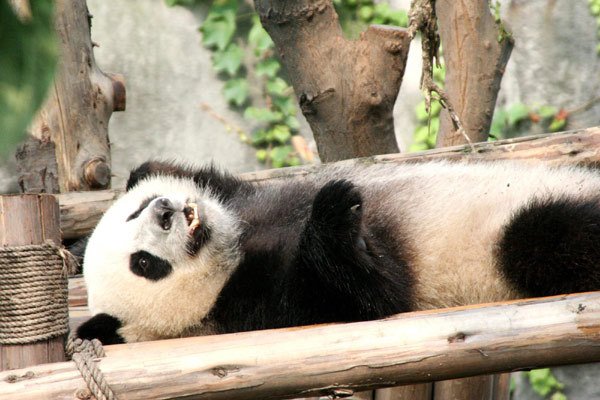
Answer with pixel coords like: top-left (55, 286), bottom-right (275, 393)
top-left (1, 241), bottom-right (117, 399)
top-left (0, 241), bottom-right (76, 344)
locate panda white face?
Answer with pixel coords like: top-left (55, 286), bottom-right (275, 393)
top-left (83, 175), bottom-right (242, 342)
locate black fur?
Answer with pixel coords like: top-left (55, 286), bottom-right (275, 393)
top-left (130, 250), bottom-right (173, 281)
top-left (209, 178), bottom-right (413, 333)
top-left (77, 313), bottom-right (124, 345)
top-left (498, 196), bottom-right (600, 297)
top-left (127, 160), bottom-right (253, 202)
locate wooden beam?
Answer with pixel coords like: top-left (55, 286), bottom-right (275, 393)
top-left (1, 292), bottom-right (600, 400)
top-left (56, 127), bottom-right (600, 239)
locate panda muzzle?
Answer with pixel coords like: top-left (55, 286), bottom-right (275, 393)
top-left (153, 197), bottom-right (176, 231)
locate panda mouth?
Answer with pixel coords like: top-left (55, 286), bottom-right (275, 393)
top-left (184, 202), bottom-right (200, 233)
top-left (184, 202), bottom-right (211, 256)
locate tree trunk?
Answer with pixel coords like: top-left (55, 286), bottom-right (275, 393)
top-left (16, 0), bottom-right (125, 194)
top-left (254, 0), bottom-right (410, 161)
top-left (435, 0), bottom-right (513, 146)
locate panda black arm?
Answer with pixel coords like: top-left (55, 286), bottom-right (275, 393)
top-left (277, 180), bottom-right (412, 327)
top-left (76, 313), bottom-right (125, 345)
top-left (127, 160), bottom-right (254, 201)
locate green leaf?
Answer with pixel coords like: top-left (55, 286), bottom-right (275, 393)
top-left (201, 19), bottom-right (236, 51)
top-left (271, 125), bottom-right (291, 144)
top-left (287, 157), bottom-right (300, 167)
top-left (0, 0), bottom-right (58, 153)
top-left (272, 95), bottom-right (296, 116)
top-left (430, 100), bottom-right (442, 117)
top-left (270, 145), bottom-right (294, 167)
top-left (408, 142), bottom-right (430, 152)
top-left (507, 102), bottom-right (531, 126)
top-left (222, 78), bottom-right (248, 106)
top-left (550, 392), bottom-right (567, 400)
top-left (200, 0), bottom-right (238, 51)
top-left (285, 116), bottom-right (300, 131)
top-left (414, 126), bottom-right (430, 143)
top-left (426, 118), bottom-right (439, 147)
top-left (490, 109), bottom-right (507, 139)
top-left (256, 58), bottom-right (280, 79)
top-left (266, 77), bottom-right (290, 96)
top-left (165, 0), bottom-right (196, 6)
top-left (537, 105), bottom-right (558, 119)
top-left (358, 5), bottom-right (375, 22)
top-left (212, 43), bottom-right (244, 76)
top-left (255, 148), bottom-right (267, 163)
top-left (249, 15), bottom-right (273, 53)
top-left (389, 9), bottom-right (408, 27)
top-left (415, 101), bottom-right (429, 122)
top-left (251, 129), bottom-right (268, 146)
top-left (244, 106), bottom-right (284, 123)
top-left (549, 117), bottom-right (567, 132)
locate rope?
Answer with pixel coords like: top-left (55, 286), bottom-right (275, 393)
top-left (66, 333), bottom-right (118, 400)
top-left (0, 241), bottom-right (77, 344)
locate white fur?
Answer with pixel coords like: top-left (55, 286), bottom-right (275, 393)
top-left (84, 175), bottom-right (242, 342)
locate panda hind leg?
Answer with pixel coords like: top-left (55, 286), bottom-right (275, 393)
top-left (498, 197), bottom-right (600, 297)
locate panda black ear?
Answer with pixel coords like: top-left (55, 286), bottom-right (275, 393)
top-left (126, 161), bottom-right (195, 191)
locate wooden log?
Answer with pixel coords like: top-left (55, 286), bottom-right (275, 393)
top-left (2, 292), bottom-right (600, 400)
top-left (58, 189), bottom-right (121, 240)
top-left (56, 127), bottom-right (600, 239)
top-left (17, 0), bottom-right (125, 194)
top-left (0, 195), bottom-right (65, 371)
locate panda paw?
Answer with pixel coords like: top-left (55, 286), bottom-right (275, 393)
top-left (76, 313), bottom-right (125, 345)
top-left (310, 179), bottom-right (363, 235)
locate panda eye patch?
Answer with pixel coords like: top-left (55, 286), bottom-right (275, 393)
top-left (127, 196), bottom-right (159, 222)
top-left (130, 250), bottom-right (173, 281)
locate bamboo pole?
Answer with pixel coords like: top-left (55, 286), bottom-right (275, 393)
top-left (2, 293), bottom-right (600, 400)
top-left (0, 195), bottom-right (65, 371)
top-left (56, 127), bottom-right (600, 240)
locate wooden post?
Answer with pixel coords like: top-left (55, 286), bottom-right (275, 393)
top-left (16, 0), bottom-right (124, 194)
top-left (0, 194), bottom-right (65, 371)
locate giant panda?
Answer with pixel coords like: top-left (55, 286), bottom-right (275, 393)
top-left (76, 159), bottom-right (600, 344)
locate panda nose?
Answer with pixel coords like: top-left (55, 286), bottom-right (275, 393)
top-left (153, 197), bottom-right (175, 231)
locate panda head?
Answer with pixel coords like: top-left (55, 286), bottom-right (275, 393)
top-left (83, 173), bottom-right (242, 342)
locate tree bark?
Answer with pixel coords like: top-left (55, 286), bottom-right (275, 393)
top-left (435, 0), bottom-right (513, 146)
top-left (3, 292), bottom-right (600, 400)
top-left (254, 0), bottom-right (410, 161)
top-left (16, 0), bottom-right (125, 194)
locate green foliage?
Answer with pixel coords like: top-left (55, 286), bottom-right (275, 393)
top-left (525, 369), bottom-right (566, 400)
top-left (0, 0), bottom-right (58, 153)
top-left (489, 102), bottom-right (566, 140)
top-left (590, 0), bottom-right (600, 54)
